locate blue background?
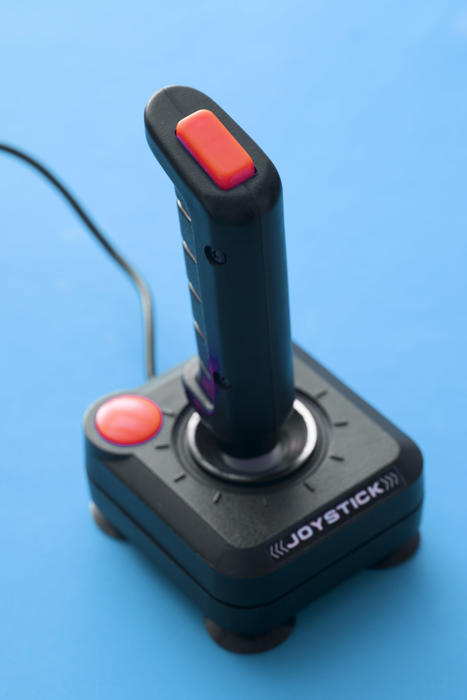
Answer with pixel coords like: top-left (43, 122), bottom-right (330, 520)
top-left (1, 1), bottom-right (466, 697)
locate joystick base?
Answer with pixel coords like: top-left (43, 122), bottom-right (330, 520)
top-left (84, 343), bottom-right (424, 649)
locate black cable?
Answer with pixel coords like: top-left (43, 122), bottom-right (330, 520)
top-left (0, 143), bottom-right (156, 379)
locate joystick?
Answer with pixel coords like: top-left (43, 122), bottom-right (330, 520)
top-left (84, 86), bottom-right (423, 653)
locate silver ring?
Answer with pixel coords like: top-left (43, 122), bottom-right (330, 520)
top-left (186, 398), bottom-right (318, 483)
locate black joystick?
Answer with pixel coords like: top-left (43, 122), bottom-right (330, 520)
top-left (84, 86), bottom-right (423, 653)
top-left (167, 105), bottom-right (295, 463)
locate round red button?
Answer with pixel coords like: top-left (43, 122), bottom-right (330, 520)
top-left (95, 395), bottom-right (163, 446)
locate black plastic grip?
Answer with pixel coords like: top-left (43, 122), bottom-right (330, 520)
top-left (144, 86), bottom-right (294, 458)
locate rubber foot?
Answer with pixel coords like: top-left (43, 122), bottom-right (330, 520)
top-left (371, 531), bottom-right (421, 569)
top-left (89, 502), bottom-right (125, 540)
top-left (204, 617), bottom-right (295, 654)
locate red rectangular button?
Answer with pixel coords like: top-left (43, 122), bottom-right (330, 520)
top-left (175, 109), bottom-right (255, 190)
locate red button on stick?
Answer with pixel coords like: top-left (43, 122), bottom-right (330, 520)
top-left (176, 109), bottom-right (255, 190)
top-left (95, 395), bottom-right (163, 446)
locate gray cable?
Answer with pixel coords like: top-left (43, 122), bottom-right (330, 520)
top-left (0, 143), bottom-right (156, 378)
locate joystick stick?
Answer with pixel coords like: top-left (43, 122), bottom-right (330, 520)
top-left (84, 86), bottom-right (423, 653)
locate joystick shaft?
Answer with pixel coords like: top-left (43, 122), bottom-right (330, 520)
top-left (145, 87), bottom-right (294, 459)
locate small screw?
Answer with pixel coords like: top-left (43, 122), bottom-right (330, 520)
top-left (205, 246), bottom-right (226, 266)
top-left (213, 371), bottom-right (231, 390)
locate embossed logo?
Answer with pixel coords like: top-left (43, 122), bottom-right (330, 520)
top-left (268, 470), bottom-right (401, 560)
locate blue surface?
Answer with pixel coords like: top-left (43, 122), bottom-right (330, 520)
top-left (1, 1), bottom-right (466, 697)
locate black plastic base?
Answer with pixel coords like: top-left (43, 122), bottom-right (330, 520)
top-left (89, 502), bottom-right (125, 540)
top-left (205, 616), bottom-right (295, 654)
top-left (371, 531), bottom-right (421, 569)
top-left (84, 343), bottom-right (424, 643)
